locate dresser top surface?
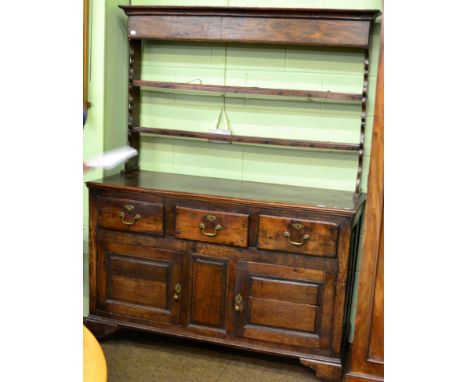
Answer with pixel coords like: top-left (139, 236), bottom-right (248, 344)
top-left (87, 171), bottom-right (365, 215)
top-left (119, 5), bottom-right (381, 20)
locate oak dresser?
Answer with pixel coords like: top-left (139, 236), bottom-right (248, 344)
top-left (85, 6), bottom-right (380, 381)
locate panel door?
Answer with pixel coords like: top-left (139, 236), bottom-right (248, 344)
top-left (187, 254), bottom-right (230, 335)
top-left (234, 261), bottom-right (336, 351)
top-left (96, 239), bottom-right (183, 326)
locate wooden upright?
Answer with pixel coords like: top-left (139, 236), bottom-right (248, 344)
top-left (345, 17), bottom-right (384, 382)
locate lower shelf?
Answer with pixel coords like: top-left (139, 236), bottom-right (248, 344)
top-left (133, 126), bottom-right (360, 152)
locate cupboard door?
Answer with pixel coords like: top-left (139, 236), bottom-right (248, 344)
top-left (234, 261), bottom-right (335, 351)
top-left (96, 239), bottom-right (183, 326)
top-left (188, 254), bottom-right (229, 334)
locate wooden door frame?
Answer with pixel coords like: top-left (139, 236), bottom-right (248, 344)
top-left (344, 15), bottom-right (384, 382)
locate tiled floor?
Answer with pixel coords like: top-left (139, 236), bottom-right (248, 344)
top-left (100, 331), bottom-right (321, 382)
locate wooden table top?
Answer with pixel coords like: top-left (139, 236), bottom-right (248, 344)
top-left (87, 170), bottom-right (366, 216)
top-left (83, 326), bottom-right (107, 382)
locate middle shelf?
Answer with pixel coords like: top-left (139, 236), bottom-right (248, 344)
top-left (132, 80), bottom-right (362, 103)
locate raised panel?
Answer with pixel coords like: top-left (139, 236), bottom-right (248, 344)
top-left (190, 256), bottom-right (228, 330)
top-left (107, 255), bottom-right (169, 309)
top-left (250, 297), bottom-right (317, 333)
top-left (236, 261), bottom-right (335, 351)
top-left (251, 277), bottom-right (320, 306)
top-left (96, 238), bottom-right (182, 325)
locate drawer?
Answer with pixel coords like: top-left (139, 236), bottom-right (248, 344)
top-left (257, 215), bottom-right (338, 257)
top-left (175, 206), bottom-right (249, 247)
top-left (97, 196), bottom-right (164, 235)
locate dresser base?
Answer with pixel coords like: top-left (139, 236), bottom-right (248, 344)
top-left (86, 172), bottom-right (365, 382)
top-left (84, 314), bottom-right (344, 381)
top-left (300, 358), bottom-right (342, 381)
top-left (84, 315), bottom-right (119, 340)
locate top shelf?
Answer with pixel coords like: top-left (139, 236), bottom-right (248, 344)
top-left (120, 6), bottom-right (381, 49)
top-left (119, 6), bottom-right (380, 20)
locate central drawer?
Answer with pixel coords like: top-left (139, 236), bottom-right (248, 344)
top-left (175, 206), bottom-right (249, 247)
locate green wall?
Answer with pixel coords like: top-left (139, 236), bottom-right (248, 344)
top-left (83, 0), bottom-right (382, 342)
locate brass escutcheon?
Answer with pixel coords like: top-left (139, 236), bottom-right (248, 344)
top-left (291, 222), bottom-right (304, 231)
top-left (234, 293), bottom-right (243, 312)
top-left (174, 283), bottom-right (182, 301)
top-left (124, 204), bottom-right (135, 211)
top-left (205, 214), bottom-right (217, 222)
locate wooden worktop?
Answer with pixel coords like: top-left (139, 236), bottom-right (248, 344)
top-left (87, 170), bottom-right (365, 216)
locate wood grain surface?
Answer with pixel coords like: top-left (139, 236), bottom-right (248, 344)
top-left (83, 326), bottom-right (107, 382)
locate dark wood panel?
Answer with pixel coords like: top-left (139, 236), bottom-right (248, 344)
top-left (109, 254), bottom-right (168, 282)
top-left (97, 196), bottom-right (164, 235)
top-left (133, 127), bottom-right (360, 152)
top-left (175, 206), bottom-right (249, 247)
top-left (249, 297), bottom-right (318, 333)
top-left (133, 80), bottom-right (361, 102)
top-left (88, 171), bottom-right (365, 215)
top-left (190, 256), bottom-right (228, 329)
top-left (251, 277), bottom-right (319, 306)
top-left (96, 239), bottom-right (183, 325)
top-left (121, 7), bottom-right (378, 48)
top-left (235, 261), bottom-right (335, 351)
top-left (107, 255), bottom-right (168, 309)
top-left (244, 261), bottom-right (327, 283)
top-left (258, 214), bottom-right (339, 257)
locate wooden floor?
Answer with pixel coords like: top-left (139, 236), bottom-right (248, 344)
top-left (100, 330), bottom-right (321, 382)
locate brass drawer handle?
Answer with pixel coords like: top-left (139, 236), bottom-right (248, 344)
top-left (234, 293), bottom-right (243, 312)
top-left (199, 214), bottom-right (223, 237)
top-left (119, 204), bottom-right (140, 226)
top-left (199, 223), bottom-right (223, 236)
top-left (119, 212), bottom-right (141, 225)
top-left (174, 283), bottom-right (182, 301)
top-left (284, 231), bottom-right (310, 246)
